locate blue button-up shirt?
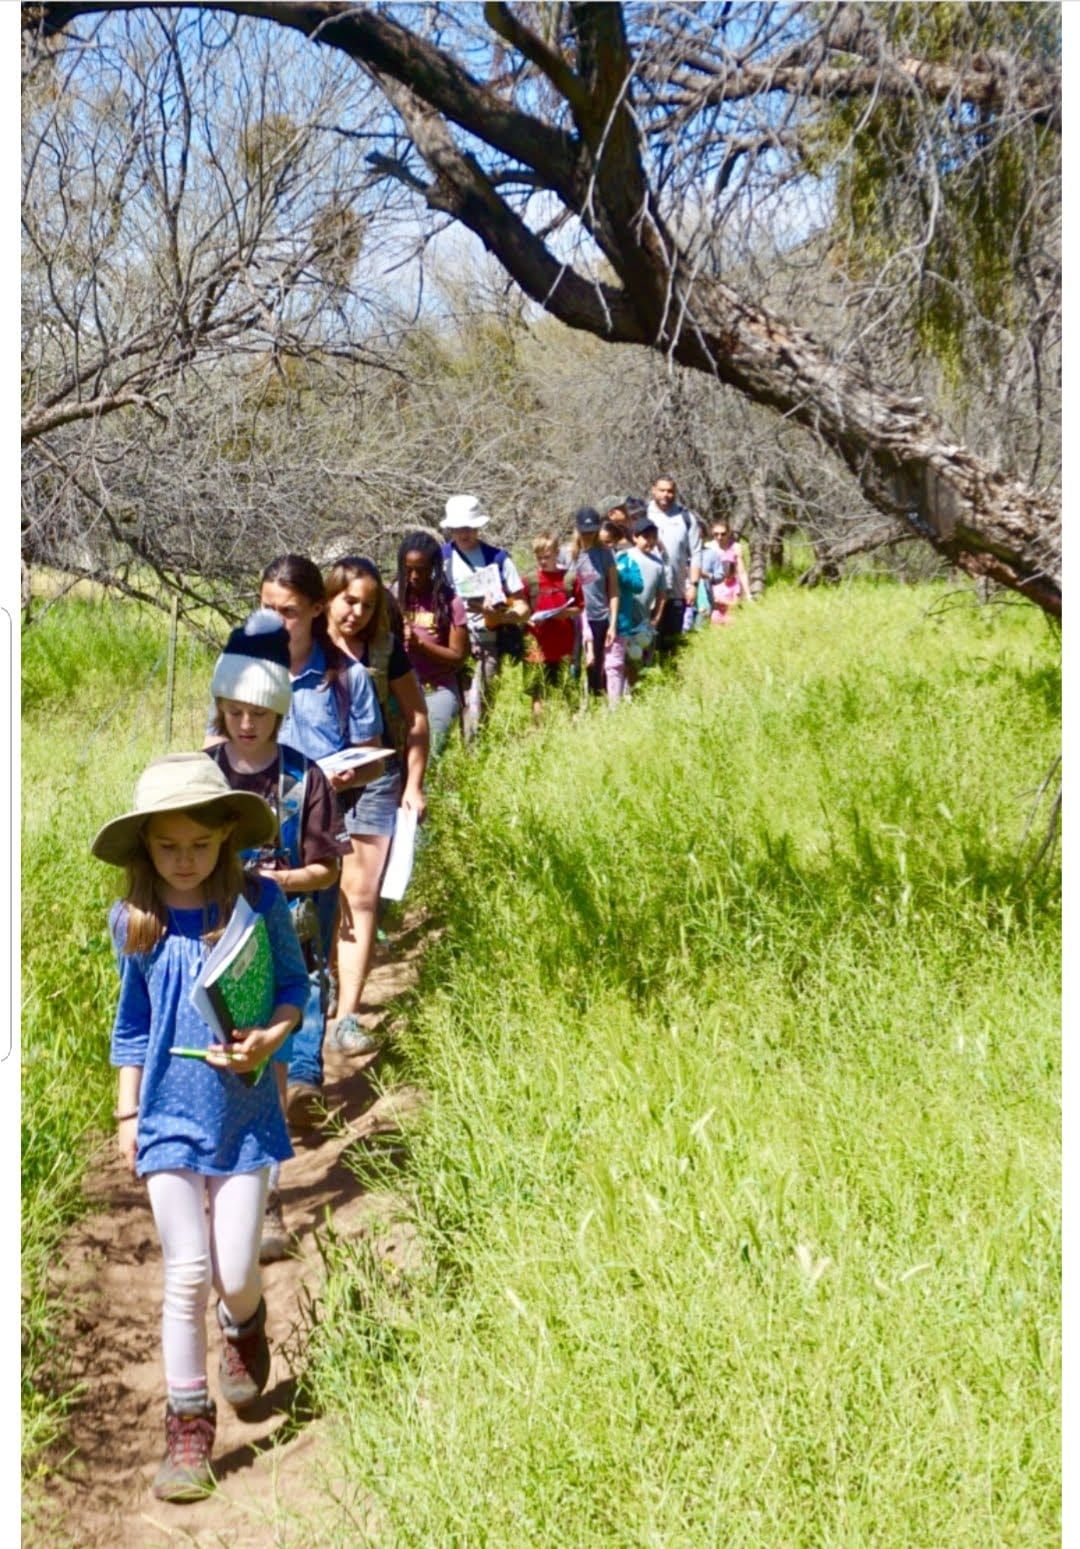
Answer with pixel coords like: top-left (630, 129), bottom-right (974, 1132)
top-left (279, 640), bottom-right (382, 761)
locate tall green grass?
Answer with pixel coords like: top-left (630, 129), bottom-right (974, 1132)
top-left (301, 583), bottom-right (1059, 1546)
top-left (22, 599), bottom-right (217, 1469)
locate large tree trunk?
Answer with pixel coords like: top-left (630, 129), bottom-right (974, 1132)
top-left (661, 278), bottom-right (1060, 616)
top-left (768, 528), bottom-right (785, 574)
top-left (746, 468), bottom-right (770, 598)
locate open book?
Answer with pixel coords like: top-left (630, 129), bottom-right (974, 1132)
top-left (316, 746), bottom-right (395, 780)
top-left (189, 894), bottom-right (275, 1085)
top-left (456, 563), bottom-right (506, 611)
top-left (529, 603), bottom-right (574, 625)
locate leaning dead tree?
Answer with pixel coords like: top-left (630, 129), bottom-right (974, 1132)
top-left (27, 2), bottom-right (1060, 615)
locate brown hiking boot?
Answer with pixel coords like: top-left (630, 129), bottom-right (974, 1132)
top-left (285, 1080), bottom-right (324, 1132)
top-left (217, 1297), bottom-right (271, 1411)
top-left (152, 1400), bottom-right (216, 1502)
top-left (259, 1189), bottom-right (290, 1264)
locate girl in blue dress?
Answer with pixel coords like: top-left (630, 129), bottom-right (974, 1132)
top-left (92, 753), bottom-right (309, 1503)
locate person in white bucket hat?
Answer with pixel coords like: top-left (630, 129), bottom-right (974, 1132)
top-left (440, 495), bottom-right (530, 740)
top-left (91, 751), bottom-right (309, 1502)
top-left (441, 493), bottom-right (491, 531)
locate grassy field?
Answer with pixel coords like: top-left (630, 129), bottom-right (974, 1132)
top-left (300, 582), bottom-right (1060, 1545)
top-left (22, 581), bottom-right (1060, 1543)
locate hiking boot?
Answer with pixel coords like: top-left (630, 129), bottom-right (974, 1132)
top-left (285, 1080), bottom-right (324, 1132)
top-left (152, 1399), bottom-right (216, 1502)
top-left (217, 1297), bottom-right (271, 1411)
top-left (327, 1013), bottom-right (380, 1057)
top-left (259, 1189), bottom-right (290, 1264)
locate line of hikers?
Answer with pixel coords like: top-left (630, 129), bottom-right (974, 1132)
top-left (92, 471), bottom-right (752, 1502)
top-left (410, 475), bottom-right (752, 737)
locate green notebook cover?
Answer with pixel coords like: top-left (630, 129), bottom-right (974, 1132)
top-left (203, 912), bottom-right (275, 1086)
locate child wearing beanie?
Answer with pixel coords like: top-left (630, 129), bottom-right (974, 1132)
top-left (206, 610), bottom-right (350, 1260)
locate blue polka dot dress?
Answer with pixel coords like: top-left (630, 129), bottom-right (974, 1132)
top-left (109, 877), bottom-right (308, 1177)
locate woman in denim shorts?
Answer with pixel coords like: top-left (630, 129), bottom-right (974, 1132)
top-left (253, 553), bottom-right (384, 1120)
top-left (326, 556), bottom-right (429, 1052)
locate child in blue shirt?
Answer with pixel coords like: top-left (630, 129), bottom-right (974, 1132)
top-left (93, 753), bottom-right (308, 1503)
top-left (207, 606), bottom-right (351, 1260)
top-left (599, 519), bottom-right (645, 706)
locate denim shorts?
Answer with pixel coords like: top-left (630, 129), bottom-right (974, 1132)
top-left (340, 762), bottom-right (402, 838)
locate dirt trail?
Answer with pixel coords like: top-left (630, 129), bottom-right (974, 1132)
top-left (30, 917), bottom-right (432, 1549)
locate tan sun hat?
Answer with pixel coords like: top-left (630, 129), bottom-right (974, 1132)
top-left (90, 752), bottom-right (276, 867)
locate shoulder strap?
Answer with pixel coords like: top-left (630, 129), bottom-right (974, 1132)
top-left (331, 667), bottom-right (350, 740)
top-left (367, 630), bottom-right (392, 713)
top-left (477, 541), bottom-right (512, 586)
top-left (279, 742), bottom-right (309, 786)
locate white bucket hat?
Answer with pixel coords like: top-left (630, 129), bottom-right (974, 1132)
top-left (441, 494), bottom-right (490, 530)
top-left (91, 753), bottom-right (276, 866)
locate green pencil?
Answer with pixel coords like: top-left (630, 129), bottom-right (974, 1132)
top-left (169, 1045), bottom-right (242, 1061)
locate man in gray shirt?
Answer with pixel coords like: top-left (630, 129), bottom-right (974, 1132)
top-left (647, 474), bottom-right (703, 650)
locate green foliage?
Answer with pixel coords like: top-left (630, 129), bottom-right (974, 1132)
top-left (304, 582), bottom-right (1059, 1545)
top-left (21, 583), bottom-right (1060, 1540)
top-left (818, 2), bottom-right (1060, 383)
top-left (239, 112), bottom-right (301, 181)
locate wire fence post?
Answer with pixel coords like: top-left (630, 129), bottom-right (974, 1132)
top-left (163, 594), bottom-right (179, 749)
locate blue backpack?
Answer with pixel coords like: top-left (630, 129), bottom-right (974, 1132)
top-left (442, 540), bottom-right (525, 662)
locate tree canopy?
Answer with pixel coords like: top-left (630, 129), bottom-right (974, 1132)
top-left (25, 2), bottom-right (1061, 615)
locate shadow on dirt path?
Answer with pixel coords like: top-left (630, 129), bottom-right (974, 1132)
top-left (28, 914), bottom-right (434, 1548)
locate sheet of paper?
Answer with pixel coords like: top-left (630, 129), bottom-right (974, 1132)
top-left (316, 746), bottom-right (395, 777)
top-left (456, 564), bottom-right (506, 607)
top-left (380, 807), bottom-right (419, 902)
top-left (529, 604), bottom-right (571, 624)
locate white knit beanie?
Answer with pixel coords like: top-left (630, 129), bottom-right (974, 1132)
top-left (210, 609), bottom-right (292, 715)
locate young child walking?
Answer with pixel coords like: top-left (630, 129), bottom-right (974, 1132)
top-left (256, 554), bottom-right (385, 1078)
top-left (392, 530), bottom-right (470, 756)
top-left (598, 518), bottom-right (645, 706)
top-left (207, 609), bottom-right (351, 1260)
top-left (702, 519), bottom-right (753, 624)
top-left (524, 531), bottom-right (580, 720)
top-left (93, 753), bottom-right (309, 1502)
top-left (565, 506), bottom-right (618, 699)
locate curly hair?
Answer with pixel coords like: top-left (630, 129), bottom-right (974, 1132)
top-left (394, 530), bottom-right (456, 639)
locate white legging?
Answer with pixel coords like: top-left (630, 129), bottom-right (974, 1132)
top-left (146, 1167), bottom-right (268, 1393)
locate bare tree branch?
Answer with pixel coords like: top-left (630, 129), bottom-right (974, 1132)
top-left (26, 1), bottom-right (1060, 615)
